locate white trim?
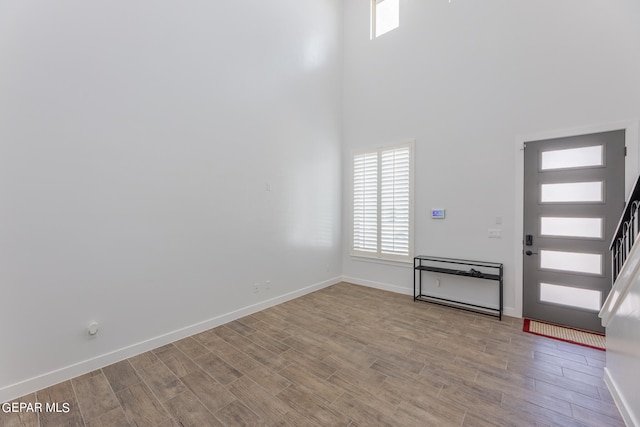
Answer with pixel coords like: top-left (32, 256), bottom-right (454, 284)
top-left (369, 0), bottom-right (376, 40)
top-left (604, 367), bottom-right (639, 427)
top-left (502, 306), bottom-right (519, 318)
top-left (514, 120), bottom-right (640, 319)
top-left (514, 137), bottom-right (525, 318)
top-left (350, 254), bottom-right (413, 268)
top-left (0, 276), bottom-right (342, 403)
top-left (342, 275), bottom-right (413, 295)
top-left (351, 140), bottom-right (415, 156)
top-left (349, 252), bottom-right (413, 263)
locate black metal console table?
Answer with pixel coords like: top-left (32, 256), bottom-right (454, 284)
top-left (414, 255), bottom-right (503, 320)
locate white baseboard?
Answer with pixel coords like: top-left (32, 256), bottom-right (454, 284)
top-left (341, 276), bottom-right (413, 296)
top-left (503, 307), bottom-right (520, 318)
top-left (604, 367), bottom-right (639, 427)
top-left (342, 275), bottom-right (520, 320)
top-left (0, 276), bottom-right (342, 403)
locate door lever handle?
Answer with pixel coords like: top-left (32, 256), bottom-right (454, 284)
top-left (525, 250), bottom-right (538, 256)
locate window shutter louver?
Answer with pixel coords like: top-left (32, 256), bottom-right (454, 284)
top-left (381, 147), bottom-right (410, 256)
top-left (353, 152), bottom-right (378, 253)
top-left (352, 142), bottom-right (413, 262)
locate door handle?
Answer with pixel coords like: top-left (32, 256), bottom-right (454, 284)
top-left (525, 250), bottom-right (538, 256)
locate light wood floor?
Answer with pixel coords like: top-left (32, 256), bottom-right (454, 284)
top-left (1, 282), bottom-right (624, 426)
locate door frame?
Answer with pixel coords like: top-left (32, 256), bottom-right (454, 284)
top-left (513, 120), bottom-right (640, 319)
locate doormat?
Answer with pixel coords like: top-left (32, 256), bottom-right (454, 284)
top-left (523, 319), bottom-right (605, 351)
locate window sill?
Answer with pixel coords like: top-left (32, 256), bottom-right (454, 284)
top-left (349, 254), bottom-right (413, 268)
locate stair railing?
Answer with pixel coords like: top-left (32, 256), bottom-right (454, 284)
top-left (611, 175), bottom-right (640, 284)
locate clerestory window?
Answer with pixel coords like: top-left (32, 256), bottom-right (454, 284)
top-left (371, 0), bottom-right (400, 39)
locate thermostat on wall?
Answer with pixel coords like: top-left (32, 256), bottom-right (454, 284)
top-left (431, 209), bottom-right (446, 219)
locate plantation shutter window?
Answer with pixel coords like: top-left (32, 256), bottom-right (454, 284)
top-left (353, 152), bottom-right (378, 253)
top-left (381, 146), bottom-right (410, 256)
top-left (352, 142), bottom-right (414, 262)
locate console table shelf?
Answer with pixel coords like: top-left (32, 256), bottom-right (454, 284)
top-left (414, 255), bottom-right (503, 320)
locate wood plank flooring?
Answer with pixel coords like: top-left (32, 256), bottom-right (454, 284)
top-left (0, 282), bottom-right (624, 426)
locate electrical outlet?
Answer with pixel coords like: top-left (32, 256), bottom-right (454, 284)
top-left (253, 283), bottom-right (260, 294)
top-left (488, 229), bottom-right (502, 239)
top-left (436, 278), bottom-right (441, 287)
top-left (265, 280), bottom-right (271, 291)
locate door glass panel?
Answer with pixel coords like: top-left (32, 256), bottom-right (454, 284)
top-left (540, 250), bottom-right (602, 275)
top-left (541, 145), bottom-right (603, 170)
top-left (540, 282), bottom-right (602, 311)
top-left (540, 181), bottom-right (603, 203)
top-left (540, 217), bottom-right (603, 239)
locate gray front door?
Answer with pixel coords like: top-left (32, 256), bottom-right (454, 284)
top-left (523, 130), bottom-right (625, 333)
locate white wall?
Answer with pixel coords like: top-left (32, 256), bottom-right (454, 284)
top-left (2, 0), bottom-right (640, 405)
top-left (0, 0), bottom-right (343, 401)
top-left (342, 0), bottom-right (640, 316)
